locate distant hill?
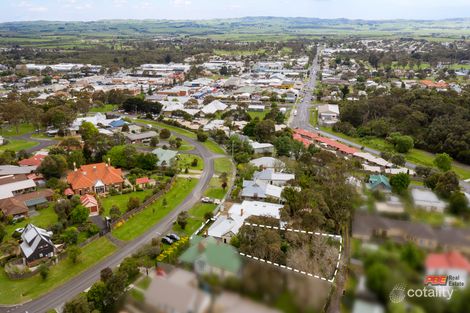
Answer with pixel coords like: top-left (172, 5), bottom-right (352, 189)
top-left (0, 17), bottom-right (469, 41)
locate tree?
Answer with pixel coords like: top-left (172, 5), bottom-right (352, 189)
top-left (100, 267), bottom-right (113, 282)
top-left (39, 263), bottom-right (49, 280)
top-left (70, 205), bottom-right (90, 225)
top-left (109, 205), bottom-right (121, 221)
top-left (0, 223), bottom-right (6, 243)
top-left (254, 119), bottom-right (275, 142)
top-left (62, 227), bottom-right (79, 245)
top-left (159, 128), bottom-right (171, 139)
top-left (135, 153), bottom-right (157, 171)
top-left (197, 131), bottom-right (208, 142)
top-left (390, 154), bottom-right (406, 166)
top-left (127, 197), bottom-right (141, 212)
top-left (434, 153), bottom-right (452, 172)
top-left (177, 211), bottom-right (189, 229)
top-left (394, 135), bottom-right (414, 153)
top-left (67, 150), bottom-right (85, 170)
top-left (87, 281), bottom-right (107, 312)
top-left (389, 173), bottom-right (410, 194)
top-left (78, 121), bottom-right (99, 143)
top-left (64, 294), bottom-right (90, 313)
top-left (448, 192), bottom-right (469, 216)
top-left (400, 243), bottom-right (424, 271)
top-left (219, 172), bottom-right (228, 190)
top-left (274, 136), bottom-right (293, 157)
top-left (38, 154), bottom-right (68, 179)
top-left (119, 257), bottom-right (140, 281)
top-left (435, 171), bottom-right (460, 199)
top-left (366, 262), bottom-right (391, 303)
top-left (105, 145), bottom-right (137, 169)
top-left (104, 271), bottom-right (128, 304)
top-left (150, 136), bottom-right (159, 147)
top-left (67, 245), bottom-right (82, 264)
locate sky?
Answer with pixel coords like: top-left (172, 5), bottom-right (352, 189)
top-left (1, 0), bottom-right (470, 22)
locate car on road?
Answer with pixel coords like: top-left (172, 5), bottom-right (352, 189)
top-left (161, 236), bottom-right (174, 245)
top-left (168, 233), bottom-right (180, 241)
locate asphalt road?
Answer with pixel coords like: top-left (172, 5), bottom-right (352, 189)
top-left (289, 52), bottom-right (470, 194)
top-left (9, 132), bottom-right (58, 153)
top-left (0, 129), bottom-right (219, 313)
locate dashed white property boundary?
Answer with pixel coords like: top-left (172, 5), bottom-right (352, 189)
top-left (239, 222), bottom-right (343, 283)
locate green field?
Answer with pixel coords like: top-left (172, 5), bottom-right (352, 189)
top-left (100, 189), bottom-right (154, 216)
top-left (0, 237), bottom-right (116, 304)
top-left (90, 104), bottom-right (118, 113)
top-left (0, 123), bottom-right (35, 136)
top-left (0, 139), bottom-right (39, 152)
top-left (178, 154), bottom-right (204, 171)
top-left (4, 205), bottom-right (58, 238)
top-left (112, 178), bottom-right (198, 241)
top-left (248, 111), bottom-right (268, 120)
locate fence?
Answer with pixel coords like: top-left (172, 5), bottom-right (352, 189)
top-left (111, 176), bottom-right (177, 228)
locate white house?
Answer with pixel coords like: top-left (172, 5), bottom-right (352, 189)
top-left (201, 100), bottom-right (227, 115)
top-left (411, 188), bottom-right (446, 213)
top-left (250, 141), bottom-right (274, 155)
top-left (207, 200), bottom-right (283, 243)
top-left (249, 157), bottom-right (285, 169)
top-left (317, 104), bottom-right (340, 126)
top-left (253, 168), bottom-right (295, 187)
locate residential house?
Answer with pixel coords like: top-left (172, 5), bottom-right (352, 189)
top-left (249, 157), bottom-right (285, 170)
top-left (152, 148), bottom-right (179, 167)
top-left (411, 188), bottom-right (446, 213)
top-left (241, 180), bottom-right (284, 202)
top-left (66, 163), bottom-right (124, 195)
top-left (352, 213), bottom-right (470, 253)
top-left (80, 194), bottom-right (99, 216)
top-left (0, 175), bottom-right (37, 200)
top-left (201, 100), bottom-right (227, 115)
top-left (125, 131), bottom-right (157, 145)
top-left (179, 236), bottom-right (242, 278)
top-left (0, 189), bottom-right (53, 219)
top-left (18, 154), bottom-right (47, 167)
top-left (253, 168), bottom-right (295, 187)
top-left (250, 141), bottom-right (275, 155)
top-left (207, 200), bottom-right (283, 243)
top-left (135, 177), bottom-right (156, 189)
top-left (20, 224), bottom-right (56, 266)
top-left (375, 196), bottom-right (405, 215)
top-left (366, 175), bottom-right (391, 193)
top-left (317, 104), bottom-right (340, 126)
top-left (425, 251), bottom-right (470, 288)
top-left (138, 268), bottom-right (210, 313)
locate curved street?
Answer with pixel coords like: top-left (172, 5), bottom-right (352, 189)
top-left (0, 128), bottom-right (221, 313)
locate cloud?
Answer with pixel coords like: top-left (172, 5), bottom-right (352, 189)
top-left (17, 1), bottom-right (48, 12)
top-left (172, 0), bottom-right (192, 8)
top-left (113, 0), bottom-right (128, 8)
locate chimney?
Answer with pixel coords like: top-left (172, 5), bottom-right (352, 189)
top-left (73, 162), bottom-right (77, 171)
top-left (107, 158), bottom-right (111, 166)
top-left (93, 165), bottom-right (97, 171)
top-left (240, 208), bottom-right (244, 216)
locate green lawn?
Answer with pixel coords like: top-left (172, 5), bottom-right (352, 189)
top-left (248, 111), bottom-right (268, 120)
top-left (0, 139), bottom-right (39, 152)
top-left (136, 276), bottom-right (151, 290)
top-left (90, 104), bottom-right (118, 113)
top-left (320, 127), bottom-right (470, 180)
top-left (112, 178), bottom-right (199, 241)
top-left (173, 202), bottom-right (216, 236)
top-left (178, 154), bottom-right (204, 171)
top-left (1, 123), bottom-right (35, 137)
top-left (100, 189), bottom-right (154, 216)
top-left (177, 144), bottom-right (194, 151)
top-left (4, 205), bottom-right (58, 238)
top-left (310, 108), bottom-right (318, 127)
top-left (214, 157), bottom-right (233, 174)
top-left (0, 237), bottom-right (116, 304)
top-left (134, 119), bottom-right (226, 155)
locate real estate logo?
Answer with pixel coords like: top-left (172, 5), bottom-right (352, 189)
top-left (389, 275), bottom-right (464, 303)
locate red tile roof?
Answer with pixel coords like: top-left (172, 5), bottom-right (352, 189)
top-left (66, 163), bottom-right (123, 191)
top-left (80, 194), bottom-right (99, 208)
top-left (293, 128), bottom-right (358, 155)
top-left (136, 177), bottom-right (150, 185)
top-left (420, 80), bottom-right (448, 89)
top-left (426, 251), bottom-right (470, 272)
top-left (18, 154), bottom-right (47, 167)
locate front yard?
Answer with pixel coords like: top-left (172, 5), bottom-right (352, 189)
top-left (111, 178), bottom-right (199, 241)
top-left (0, 237), bottom-right (116, 305)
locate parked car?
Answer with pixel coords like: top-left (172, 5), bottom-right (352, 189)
top-left (201, 197), bottom-right (213, 203)
top-left (161, 236), bottom-right (174, 245)
top-left (168, 233), bottom-right (180, 241)
top-left (213, 199), bottom-right (221, 205)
